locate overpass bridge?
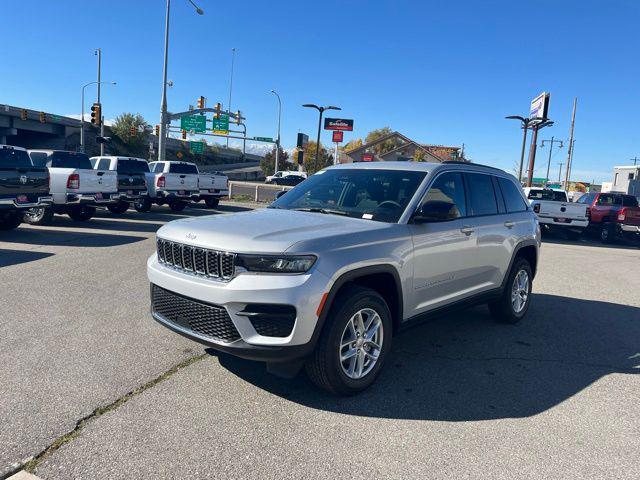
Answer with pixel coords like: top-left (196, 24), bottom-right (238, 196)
top-left (0, 104), bottom-right (81, 149)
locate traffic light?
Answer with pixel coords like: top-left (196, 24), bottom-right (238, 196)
top-left (197, 96), bottom-right (206, 109)
top-left (214, 102), bottom-right (221, 119)
top-left (155, 125), bottom-right (160, 136)
top-left (181, 129), bottom-right (187, 140)
top-left (235, 110), bottom-right (241, 125)
top-left (130, 126), bottom-right (137, 137)
top-left (90, 103), bottom-right (102, 126)
top-left (20, 109), bottom-right (27, 121)
top-left (296, 150), bottom-right (304, 166)
top-left (39, 112), bottom-right (46, 123)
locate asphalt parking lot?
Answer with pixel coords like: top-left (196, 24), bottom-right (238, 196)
top-left (1, 203), bottom-right (639, 480)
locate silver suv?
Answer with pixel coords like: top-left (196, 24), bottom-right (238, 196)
top-left (148, 161), bottom-right (540, 394)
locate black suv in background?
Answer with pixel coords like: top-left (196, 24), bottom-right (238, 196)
top-left (0, 145), bottom-right (51, 230)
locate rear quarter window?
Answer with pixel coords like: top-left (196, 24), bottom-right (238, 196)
top-left (498, 177), bottom-right (528, 213)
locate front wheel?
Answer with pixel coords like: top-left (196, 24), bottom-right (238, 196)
top-left (168, 200), bottom-right (187, 212)
top-left (204, 197), bottom-right (220, 208)
top-left (305, 286), bottom-right (392, 395)
top-left (489, 257), bottom-right (533, 324)
top-left (23, 207), bottom-right (54, 225)
top-left (67, 205), bottom-right (96, 222)
top-left (0, 212), bottom-right (22, 230)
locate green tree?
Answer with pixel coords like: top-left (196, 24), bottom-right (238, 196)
top-left (260, 145), bottom-right (290, 176)
top-left (303, 141), bottom-right (333, 174)
top-left (413, 148), bottom-right (427, 161)
top-left (111, 113), bottom-right (149, 148)
top-left (365, 127), bottom-right (401, 155)
top-left (344, 138), bottom-right (363, 151)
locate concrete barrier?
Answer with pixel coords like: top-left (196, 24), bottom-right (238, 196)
top-left (228, 181), bottom-right (293, 203)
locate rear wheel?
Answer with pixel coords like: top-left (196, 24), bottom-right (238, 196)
top-left (0, 212), bottom-right (22, 230)
top-left (134, 197), bottom-right (152, 213)
top-left (168, 200), bottom-right (187, 212)
top-left (107, 201), bottom-right (130, 214)
top-left (600, 223), bottom-right (615, 244)
top-left (67, 205), bottom-right (96, 222)
top-left (204, 197), bottom-right (220, 208)
top-left (489, 257), bottom-right (533, 324)
top-left (23, 207), bottom-right (54, 225)
top-left (306, 285), bottom-right (392, 395)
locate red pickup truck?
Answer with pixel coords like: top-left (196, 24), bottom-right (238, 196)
top-left (576, 192), bottom-right (640, 243)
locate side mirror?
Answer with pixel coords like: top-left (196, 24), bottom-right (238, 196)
top-left (413, 200), bottom-right (458, 223)
top-left (275, 190), bottom-right (287, 200)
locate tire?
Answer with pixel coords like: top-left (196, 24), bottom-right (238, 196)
top-left (168, 200), bottom-right (187, 212)
top-left (600, 223), bottom-right (615, 244)
top-left (134, 197), bottom-right (152, 213)
top-left (305, 285), bottom-right (393, 395)
top-left (0, 213), bottom-right (22, 230)
top-left (107, 201), bottom-right (130, 214)
top-left (488, 257), bottom-right (533, 324)
top-left (204, 197), bottom-right (220, 208)
top-left (67, 205), bottom-right (96, 222)
top-left (22, 207), bottom-right (54, 225)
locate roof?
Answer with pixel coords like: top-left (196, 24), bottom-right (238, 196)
top-left (613, 165), bottom-right (640, 169)
top-left (326, 160), bottom-right (509, 176)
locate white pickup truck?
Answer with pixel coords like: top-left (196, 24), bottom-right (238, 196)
top-left (141, 161), bottom-right (200, 212)
top-left (25, 150), bottom-right (117, 223)
top-left (524, 187), bottom-right (588, 239)
top-left (196, 170), bottom-right (228, 208)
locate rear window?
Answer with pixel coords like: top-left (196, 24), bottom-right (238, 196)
top-left (117, 159), bottom-right (149, 174)
top-left (527, 189), bottom-right (567, 202)
top-left (48, 152), bottom-right (92, 169)
top-left (169, 163), bottom-right (198, 174)
top-left (0, 148), bottom-right (32, 168)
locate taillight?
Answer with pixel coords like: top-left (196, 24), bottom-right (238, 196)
top-left (533, 203), bottom-right (540, 213)
top-left (618, 208), bottom-right (626, 222)
top-left (67, 173), bottom-right (80, 189)
top-left (157, 176), bottom-right (165, 188)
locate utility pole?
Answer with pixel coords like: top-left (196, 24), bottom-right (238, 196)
top-left (563, 98), bottom-right (577, 189)
top-left (526, 125), bottom-right (540, 187)
top-left (631, 156), bottom-right (639, 166)
top-left (558, 162), bottom-right (564, 182)
top-left (541, 136), bottom-right (563, 186)
top-left (226, 48), bottom-right (236, 148)
top-left (95, 48), bottom-right (104, 155)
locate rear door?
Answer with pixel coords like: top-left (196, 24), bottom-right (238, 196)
top-left (408, 171), bottom-right (479, 315)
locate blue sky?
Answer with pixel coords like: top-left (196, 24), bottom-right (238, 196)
top-left (1, 0), bottom-right (638, 182)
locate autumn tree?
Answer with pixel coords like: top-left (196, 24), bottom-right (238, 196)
top-left (302, 141), bottom-right (333, 174)
top-left (365, 127), bottom-right (401, 155)
top-left (260, 145), bottom-right (290, 176)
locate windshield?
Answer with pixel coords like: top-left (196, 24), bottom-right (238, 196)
top-left (49, 152), bottom-right (92, 169)
top-left (117, 159), bottom-right (149, 174)
top-left (0, 148), bottom-right (32, 168)
top-left (527, 189), bottom-right (567, 202)
top-left (270, 168), bottom-right (427, 223)
top-left (169, 163), bottom-right (198, 174)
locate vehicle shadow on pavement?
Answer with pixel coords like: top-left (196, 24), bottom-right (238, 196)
top-left (213, 293), bottom-right (640, 421)
top-left (0, 228), bottom-right (145, 248)
top-left (541, 231), bottom-right (640, 250)
top-left (0, 248), bottom-right (54, 267)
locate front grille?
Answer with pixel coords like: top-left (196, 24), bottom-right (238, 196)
top-left (157, 238), bottom-right (235, 280)
top-left (151, 285), bottom-right (240, 343)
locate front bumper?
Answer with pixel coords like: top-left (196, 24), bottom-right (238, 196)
top-left (147, 254), bottom-right (331, 361)
top-left (0, 195), bottom-right (53, 209)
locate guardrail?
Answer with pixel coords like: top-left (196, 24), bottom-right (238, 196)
top-left (228, 181), bottom-right (294, 202)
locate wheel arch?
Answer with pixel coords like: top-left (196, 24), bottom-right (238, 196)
top-left (501, 239), bottom-right (539, 291)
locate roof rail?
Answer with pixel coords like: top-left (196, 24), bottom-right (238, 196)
top-left (442, 160), bottom-right (505, 172)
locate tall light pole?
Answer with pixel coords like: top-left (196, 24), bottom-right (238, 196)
top-left (302, 104), bottom-right (341, 172)
top-left (563, 98), bottom-right (577, 189)
top-left (270, 90), bottom-right (282, 173)
top-left (525, 119), bottom-right (553, 187)
top-left (226, 48), bottom-right (236, 148)
top-left (81, 81), bottom-right (116, 152)
top-left (505, 115), bottom-right (536, 184)
top-left (158, 0), bottom-right (204, 162)
top-left (540, 136), bottom-right (563, 187)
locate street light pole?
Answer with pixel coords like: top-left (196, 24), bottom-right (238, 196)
top-left (505, 115), bottom-right (533, 184)
top-left (158, 0), bottom-right (203, 162)
top-left (271, 90), bottom-right (282, 173)
top-left (81, 81), bottom-right (116, 153)
top-left (226, 48), bottom-right (236, 148)
top-left (302, 103), bottom-right (341, 172)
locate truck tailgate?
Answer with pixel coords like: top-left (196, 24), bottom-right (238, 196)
top-left (198, 174), bottom-right (227, 191)
top-left (536, 201), bottom-right (587, 220)
top-left (624, 207), bottom-right (640, 226)
top-left (0, 166), bottom-right (49, 199)
top-left (77, 169), bottom-right (118, 193)
top-left (164, 173), bottom-right (198, 191)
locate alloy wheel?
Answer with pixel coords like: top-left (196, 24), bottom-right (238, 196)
top-left (511, 269), bottom-right (529, 314)
top-left (339, 308), bottom-right (384, 380)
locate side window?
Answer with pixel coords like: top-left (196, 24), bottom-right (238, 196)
top-left (465, 173), bottom-right (498, 216)
top-left (597, 194), bottom-right (619, 206)
top-left (420, 172), bottom-right (467, 219)
top-left (498, 177), bottom-right (528, 213)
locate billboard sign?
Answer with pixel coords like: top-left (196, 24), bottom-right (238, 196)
top-left (530, 92), bottom-right (550, 120)
top-left (324, 118), bottom-right (354, 131)
top-left (332, 131), bottom-right (344, 143)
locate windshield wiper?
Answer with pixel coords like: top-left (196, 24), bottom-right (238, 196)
top-left (294, 207), bottom-right (349, 216)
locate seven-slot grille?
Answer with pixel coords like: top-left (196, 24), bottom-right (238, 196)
top-left (156, 238), bottom-right (235, 280)
top-left (151, 285), bottom-right (240, 343)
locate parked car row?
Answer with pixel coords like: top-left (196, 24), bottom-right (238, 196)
top-left (525, 187), bottom-right (640, 244)
top-left (0, 144), bottom-right (229, 229)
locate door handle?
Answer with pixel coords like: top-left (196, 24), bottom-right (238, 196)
top-left (460, 226), bottom-right (474, 235)
top-left (504, 221), bottom-right (515, 228)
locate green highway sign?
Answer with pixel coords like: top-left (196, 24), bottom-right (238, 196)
top-left (180, 114), bottom-right (206, 133)
top-left (254, 136), bottom-right (274, 142)
top-left (189, 141), bottom-right (205, 154)
top-left (531, 177), bottom-right (549, 183)
top-left (212, 114), bottom-right (229, 135)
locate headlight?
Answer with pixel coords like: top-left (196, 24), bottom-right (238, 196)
top-left (236, 254), bottom-right (316, 273)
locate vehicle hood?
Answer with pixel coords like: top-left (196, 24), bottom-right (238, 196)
top-left (156, 208), bottom-right (390, 253)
